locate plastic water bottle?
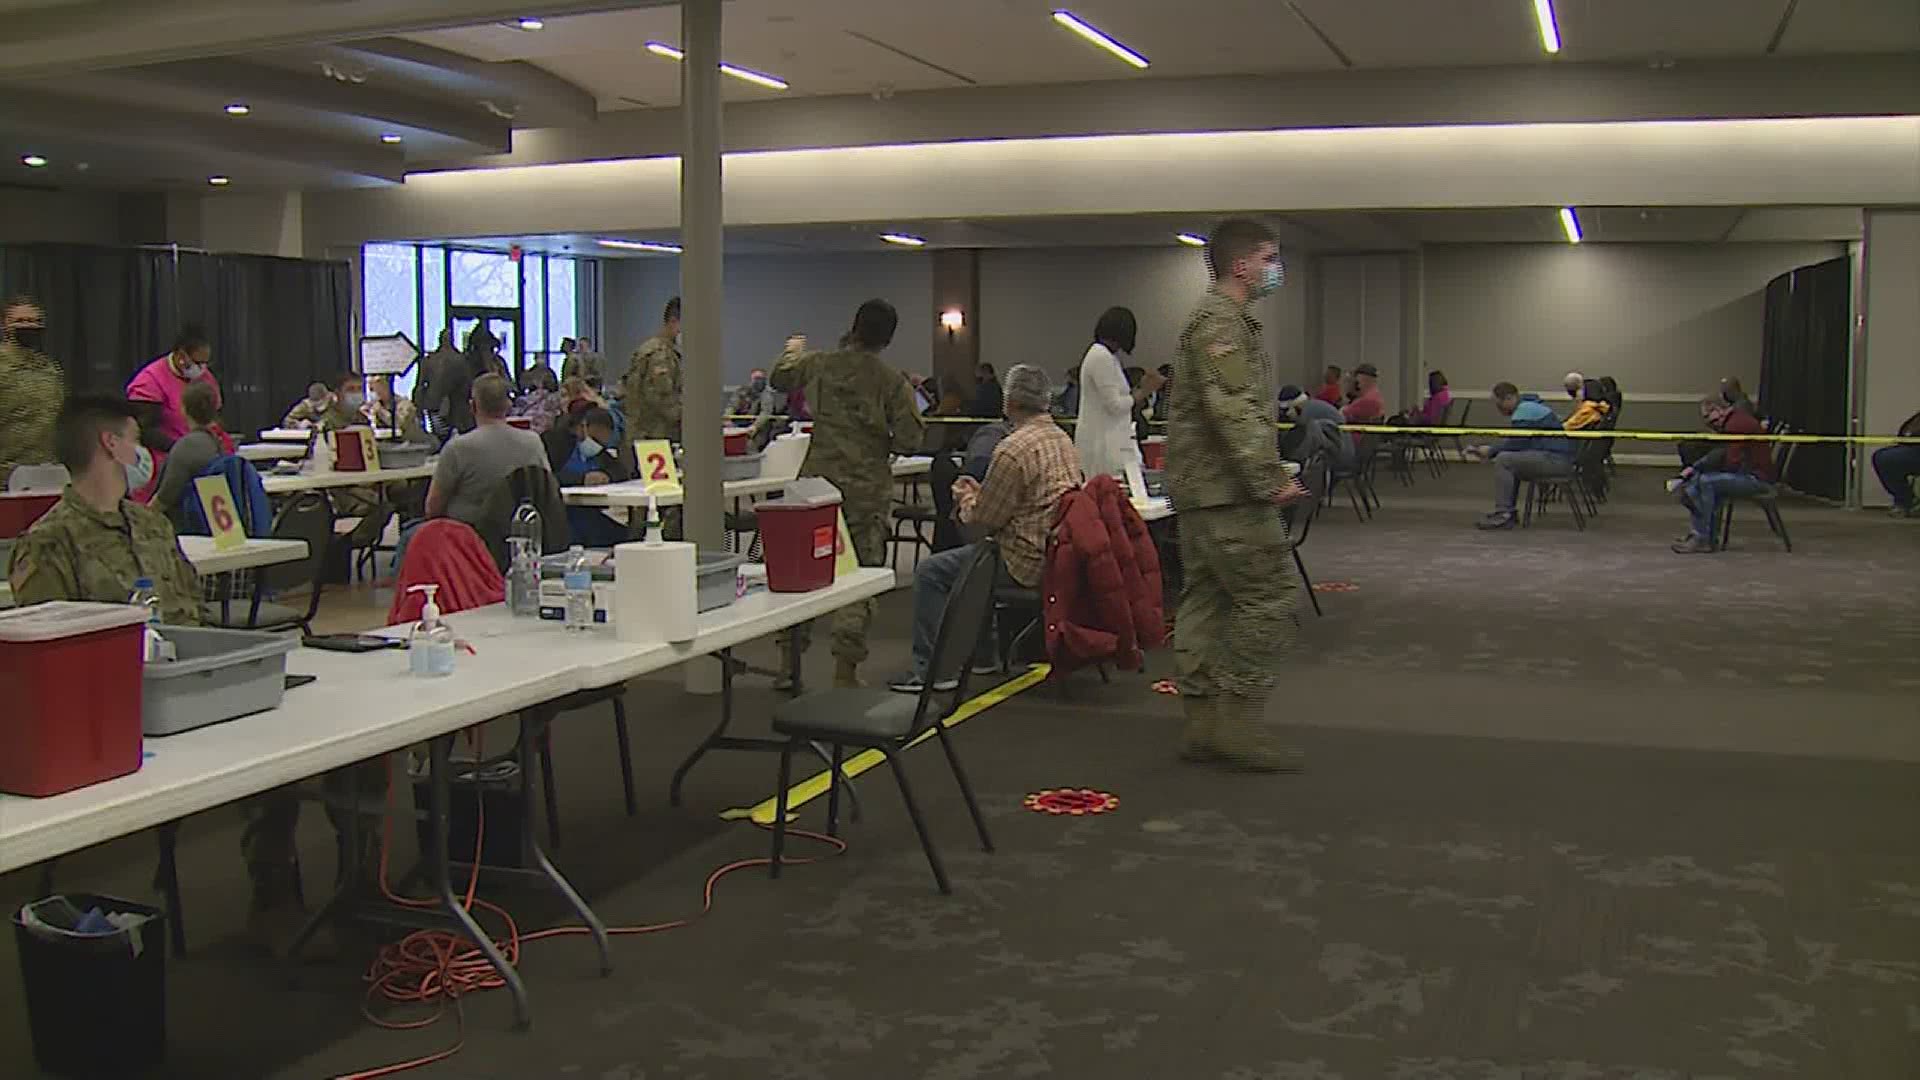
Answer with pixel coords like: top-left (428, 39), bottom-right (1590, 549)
top-left (129, 578), bottom-right (159, 624)
top-left (563, 545), bottom-right (593, 632)
top-left (508, 501), bottom-right (543, 616)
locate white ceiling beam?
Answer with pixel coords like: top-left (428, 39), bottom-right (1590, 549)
top-left (329, 39), bottom-right (598, 129)
top-left (0, 0), bottom-right (673, 80)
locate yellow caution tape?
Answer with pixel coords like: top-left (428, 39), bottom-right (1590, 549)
top-left (717, 663), bottom-right (1053, 825)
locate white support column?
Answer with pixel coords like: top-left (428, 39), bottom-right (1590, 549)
top-left (680, 0), bottom-right (724, 549)
top-left (1857, 210), bottom-right (1920, 507)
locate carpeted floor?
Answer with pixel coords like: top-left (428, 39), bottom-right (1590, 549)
top-left (4, 465), bottom-right (1918, 1079)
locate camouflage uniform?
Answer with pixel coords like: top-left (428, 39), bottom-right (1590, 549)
top-left (0, 341), bottom-right (66, 489)
top-left (561, 351), bottom-right (604, 387)
top-left (771, 346), bottom-right (926, 666)
top-left (5, 488), bottom-right (381, 904)
top-left (623, 333), bottom-right (683, 442)
top-left (1167, 287), bottom-right (1300, 764)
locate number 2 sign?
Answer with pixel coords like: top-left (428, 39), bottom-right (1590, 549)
top-left (193, 475), bottom-right (246, 551)
top-left (631, 440), bottom-right (682, 492)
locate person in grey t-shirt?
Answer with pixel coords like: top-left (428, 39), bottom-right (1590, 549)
top-left (150, 379), bottom-right (226, 529)
top-left (426, 373), bottom-right (551, 528)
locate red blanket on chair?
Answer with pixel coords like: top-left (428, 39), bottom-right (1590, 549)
top-left (387, 519), bottom-right (506, 625)
top-left (1042, 474), bottom-right (1164, 672)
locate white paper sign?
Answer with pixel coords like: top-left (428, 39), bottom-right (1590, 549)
top-left (359, 332), bottom-right (420, 376)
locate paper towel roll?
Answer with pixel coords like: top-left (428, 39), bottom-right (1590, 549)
top-left (614, 540), bottom-right (698, 644)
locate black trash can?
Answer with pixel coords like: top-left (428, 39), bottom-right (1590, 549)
top-left (13, 893), bottom-right (167, 1078)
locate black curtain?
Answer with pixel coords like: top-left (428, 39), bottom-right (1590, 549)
top-left (1757, 255), bottom-right (1850, 501)
top-left (0, 242), bottom-right (350, 436)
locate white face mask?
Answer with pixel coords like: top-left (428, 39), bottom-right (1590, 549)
top-left (112, 435), bottom-right (154, 493)
top-left (577, 436), bottom-right (605, 460)
top-left (178, 360), bottom-right (207, 380)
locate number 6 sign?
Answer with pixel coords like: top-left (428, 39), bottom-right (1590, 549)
top-left (193, 475), bottom-right (246, 551)
top-left (631, 439), bottom-right (682, 493)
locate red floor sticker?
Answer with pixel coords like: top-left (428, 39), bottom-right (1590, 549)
top-left (1151, 679), bottom-right (1180, 696)
top-left (1313, 581), bottom-right (1360, 593)
top-left (1024, 788), bottom-right (1121, 816)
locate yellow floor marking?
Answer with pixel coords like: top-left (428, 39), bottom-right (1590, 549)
top-left (719, 664), bottom-right (1053, 824)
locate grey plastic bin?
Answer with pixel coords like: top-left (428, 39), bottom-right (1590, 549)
top-left (719, 452), bottom-right (764, 482)
top-left (142, 626), bottom-right (298, 737)
top-left (696, 552), bottom-right (745, 612)
top-left (377, 443), bottom-right (434, 469)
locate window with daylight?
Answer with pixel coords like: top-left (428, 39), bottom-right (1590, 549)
top-left (523, 255), bottom-right (547, 360)
top-left (362, 243), bottom-right (420, 398)
top-left (450, 249), bottom-right (517, 308)
top-left (548, 257), bottom-right (579, 362)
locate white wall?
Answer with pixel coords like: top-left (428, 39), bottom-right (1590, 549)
top-left (0, 189), bottom-right (124, 244)
top-left (1422, 242), bottom-right (1847, 400)
top-left (1859, 211), bottom-right (1920, 506)
top-left (197, 192), bottom-right (304, 257)
top-left (979, 246), bottom-right (1310, 394)
top-left (601, 252), bottom-right (933, 385)
top-left (1318, 254), bottom-right (1408, 406)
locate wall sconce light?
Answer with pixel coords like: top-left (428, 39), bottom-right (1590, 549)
top-left (941, 309), bottom-right (966, 336)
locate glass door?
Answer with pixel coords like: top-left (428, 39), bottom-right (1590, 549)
top-left (449, 306), bottom-right (523, 387)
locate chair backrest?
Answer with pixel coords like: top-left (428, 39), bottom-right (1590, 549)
top-left (7, 463), bottom-right (69, 492)
top-left (1770, 425), bottom-right (1797, 482)
top-left (264, 492), bottom-right (334, 599)
top-left (1456, 400), bottom-right (1472, 428)
top-left (907, 541), bottom-right (1002, 737)
top-left (475, 464), bottom-right (570, 569)
top-left (928, 449), bottom-right (967, 552)
top-left (176, 454), bottom-right (272, 537)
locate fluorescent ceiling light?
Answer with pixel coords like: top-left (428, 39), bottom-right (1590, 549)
top-left (1175, 232), bottom-right (1207, 246)
top-left (1533, 0), bottom-right (1561, 54)
top-left (380, 133), bottom-right (403, 145)
top-left (646, 41), bottom-right (789, 90)
top-left (224, 103), bottom-right (250, 116)
top-left (1051, 10), bottom-right (1150, 69)
top-left (515, 17), bottom-right (544, 31)
top-left (1559, 206), bottom-right (1582, 243)
top-left (879, 233), bottom-right (926, 247)
top-left (208, 175), bottom-right (231, 186)
top-left (596, 238), bottom-right (682, 253)
top-left (21, 154), bottom-right (48, 167)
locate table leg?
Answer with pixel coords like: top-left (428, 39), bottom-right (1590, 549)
top-left (517, 713), bottom-right (612, 976)
top-left (669, 649), bottom-right (738, 807)
top-left (428, 734), bottom-right (531, 1029)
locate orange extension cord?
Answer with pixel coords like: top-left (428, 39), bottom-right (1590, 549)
top-left (332, 737), bottom-right (847, 1080)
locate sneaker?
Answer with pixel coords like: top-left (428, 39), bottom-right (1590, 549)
top-left (1670, 535), bottom-right (1715, 554)
top-left (970, 661), bottom-right (1003, 676)
top-left (1664, 477), bottom-right (1685, 495)
top-left (1475, 513), bottom-right (1516, 530)
top-left (888, 673), bottom-right (958, 694)
top-left (1891, 505), bottom-right (1918, 520)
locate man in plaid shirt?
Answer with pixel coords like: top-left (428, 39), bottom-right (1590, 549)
top-left (891, 364), bottom-right (1082, 693)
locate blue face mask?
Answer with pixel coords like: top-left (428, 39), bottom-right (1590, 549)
top-left (1244, 259), bottom-right (1285, 300)
top-left (123, 444), bottom-right (155, 492)
top-left (577, 436), bottom-right (604, 460)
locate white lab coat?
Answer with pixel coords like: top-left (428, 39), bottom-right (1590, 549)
top-left (1073, 342), bottom-right (1141, 479)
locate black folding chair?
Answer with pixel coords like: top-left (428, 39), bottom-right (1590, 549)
top-left (1283, 455), bottom-right (1327, 617)
top-left (206, 492), bottom-right (332, 632)
top-left (1715, 432), bottom-right (1797, 553)
top-left (766, 542), bottom-right (1001, 894)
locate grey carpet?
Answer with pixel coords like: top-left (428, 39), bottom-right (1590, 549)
top-left (4, 465), bottom-right (1917, 1079)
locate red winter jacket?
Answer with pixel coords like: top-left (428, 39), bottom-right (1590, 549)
top-left (1043, 473), bottom-right (1164, 672)
top-left (387, 519), bottom-right (506, 625)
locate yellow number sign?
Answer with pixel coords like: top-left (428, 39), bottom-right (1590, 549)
top-left (832, 509), bottom-right (860, 578)
top-left (632, 440), bottom-right (681, 493)
top-left (194, 475), bottom-right (246, 551)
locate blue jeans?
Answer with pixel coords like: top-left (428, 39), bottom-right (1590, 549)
top-left (908, 543), bottom-right (1003, 678)
top-left (1685, 472), bottom-right (1771, 541)
top-left (1872, 445), bottom-right (1920, 508)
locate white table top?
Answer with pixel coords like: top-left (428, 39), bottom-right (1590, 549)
top-left (892, 456), bottom-right (932, 478)
top-left (258, 427), bottom-right (401, 443)
top-left (0, 566), bottom-right (895, 873)
top-left (261, 463), bottom-right (436, 494)
top-left (562, 457), bottom-right (930, 509)
top-left (235, 443), bottom-right (309, 462)
top-left (1132, 496), bottom-right (1174, 523)
top-left (0, 537), bottom-right (308, 608)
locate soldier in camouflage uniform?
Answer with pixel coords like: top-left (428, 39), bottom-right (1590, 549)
top-left (0, 296), bottom-right (67, 489)
top-left (1167, 219), bottom-right (1310, 773)
top-left (8, 395), bottom-right (384, 956)
top-left (770, 300), bottom-right (927, 687)
top-left (623, 296), bottom-right (684, 443)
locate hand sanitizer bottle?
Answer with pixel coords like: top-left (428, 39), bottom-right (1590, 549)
top-left (407, 584), bottom-right (456, 676)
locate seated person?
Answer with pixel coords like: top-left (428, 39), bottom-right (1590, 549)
top-left (282, 382), bottom-right (335, 428)
top-left (1466, 381), bottom-right (1573, 530)
top-left (1404, 369), bottom-right (1453, 426)
top-left (1278, 385), bottom-right (1352, 470)
top-left (5, 396), bottom-right (376, 954)
top-left (550, 406), bottom-right (632, 547)
top-left (891, 365), bottom-right (1083, 692)
top-left (1565, 379), bottom-right (1612, 431)
top-left (1672, 399), bottom-right (1777, 553)
top-left (963, 413), bottom-right (1016, 480)
top-left (150, 379), bottom-right (225, 529)
top-left (1312, 365), bottom-right (1344, 406)
top-left (368, 376), bottom-right (423, 442)
top-left (1340, 363), bottom-right (1386, 425)
top-left (426, 373), bottom-right (551, 532)
top-left (1676, 396), bottom-right (1726, 470)
top-left (1563, 371), bottom-right (1584, 401)
top-left (1720, 376), bottom-right (1756, 417)
top-left (1871, 407), bottom-right (1920, 519)
top-left (512, 365), bottom-right (563, 434)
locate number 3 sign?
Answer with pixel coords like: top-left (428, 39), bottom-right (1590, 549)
top-left (193, 475), bottom-right (246, 550)
top-left (631, 440), bottom-right (682, 493)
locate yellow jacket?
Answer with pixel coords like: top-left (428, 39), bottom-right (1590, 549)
top-left (1566, 399), bottom-right (1611, 431)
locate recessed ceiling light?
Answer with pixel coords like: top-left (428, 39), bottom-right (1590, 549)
top-left (1533, 0), bottom-right (1562, 54)
top-left (1175, 233), bottom-right (1207, 247)
top-left (880, 233), bottom-right (926, 247)
top-left (1559, 207), bottom-right (1583, 244)
top-left (380, 133), bottom-right (404, 145)
top-left (1051, 10), bottom-right (1150, 69)
top-left (645, 41), bottom-right (789, 90)
top-left (21, 154), bottom-right (48, 167)
top-left (515, 17), bottom-right (544, 31)
top-left (224, 103), bottom-right (251, 116)
top-left (208, 175), bottom-right (231, 187)
top-left (596, 238), bottom-right (682, 254)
